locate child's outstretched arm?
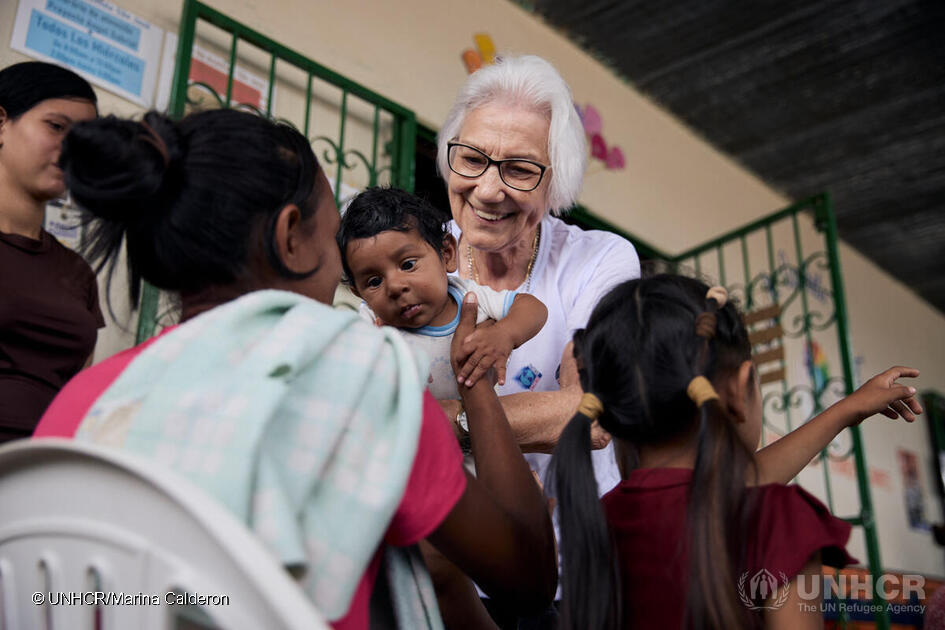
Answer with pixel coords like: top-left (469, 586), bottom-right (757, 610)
top-left (755, 366), bottom-right (923, 485)
top-left (454, 294), bottom-right (548, 387)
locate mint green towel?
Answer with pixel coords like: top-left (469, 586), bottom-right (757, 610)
top-left (77, 290), bottom-right (443, 627)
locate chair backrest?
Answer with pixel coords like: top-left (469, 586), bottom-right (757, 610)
top-left (0, 439), bottom-right (329, 630)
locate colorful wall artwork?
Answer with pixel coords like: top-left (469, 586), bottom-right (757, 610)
top-left (577, 103), bottom-right (625, 171)
top-left (805, 339), bottom-right (830, 395)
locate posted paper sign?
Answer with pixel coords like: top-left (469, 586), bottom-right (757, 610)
top-left (44, 199), bottom-right (84, 251)
top-left (10, 0), bottom-right (164, 107)
top-left (155, 33), bottom-right (271, 113)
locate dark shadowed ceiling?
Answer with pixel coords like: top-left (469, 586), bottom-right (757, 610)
top-left (522, 0), bottom-right (945, 314)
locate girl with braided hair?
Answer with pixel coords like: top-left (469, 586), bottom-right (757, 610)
top-left (551, 274), bottom-right (922, 630)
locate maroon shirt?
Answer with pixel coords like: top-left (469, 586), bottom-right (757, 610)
top-left (602, 467), bottom-right (856, 630)
top-left (0, 229), bottom-right (104, 440)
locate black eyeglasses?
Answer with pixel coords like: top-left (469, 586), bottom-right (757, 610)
top-left (446, 142), bottom-right (548, 192)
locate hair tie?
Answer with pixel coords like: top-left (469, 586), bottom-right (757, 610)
top-left (694, 312), bottom-right (717, 339)
top-left (138, 120), bottom-right (170, 167)
top-left (577, 392), bottom-right (603, 420)
top-left (706, 286), bottom-right (728, 307)
top-left (687, 376), bottom-right (719, 408)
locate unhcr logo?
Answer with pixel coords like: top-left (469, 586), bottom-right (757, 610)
top-left (737, 569), bottom-right (790, 610)
top-left (736, 569), bottom-right (926, 613)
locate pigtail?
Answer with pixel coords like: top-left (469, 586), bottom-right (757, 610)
top-left (686, 399), bottom-right (758, 630)
top-left (551, 397), bottom-right (621, 630)
top-left (685, 287), bottom-right (761, 630)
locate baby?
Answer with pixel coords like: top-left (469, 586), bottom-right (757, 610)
top-left (337, 187), bottom-right (548, 405)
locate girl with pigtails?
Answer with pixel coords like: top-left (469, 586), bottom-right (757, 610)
top-left (551, 274), bottom-right (922, 630)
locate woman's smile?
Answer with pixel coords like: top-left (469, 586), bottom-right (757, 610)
top-left (471, 205), bottom-right (515, 223)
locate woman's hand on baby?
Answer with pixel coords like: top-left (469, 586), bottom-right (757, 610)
top-left (843, 366), bottom-right (922, 425)
top-left (456, 324), bottom-right (516, 387)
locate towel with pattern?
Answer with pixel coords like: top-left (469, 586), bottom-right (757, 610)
top-left (75, 289), bottom-right (441, 626)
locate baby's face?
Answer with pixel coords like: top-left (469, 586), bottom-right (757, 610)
top-left (346, 228), bottom-right (456, 329)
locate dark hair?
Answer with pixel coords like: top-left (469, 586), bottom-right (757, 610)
top-left (336, 186), bottom-right (448, 283)
top-left (550, 274), bottom-right (759, 630)
top-left (61, 109), bottom-right (322, 305)
top-left (0, 61), bottom-right (97, 118)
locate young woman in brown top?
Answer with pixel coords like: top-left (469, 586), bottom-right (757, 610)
top-left (0, 61), bottom-right (101, 442)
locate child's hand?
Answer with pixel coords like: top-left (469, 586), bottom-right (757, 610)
top-left (450, 293), bottom-right (488, 383)
top-left (590, 420), bottom-right (613, 450)
top-left (455, 323), bottom-right (516, 387)
top-left (843, 366), bottom-right (922, 426)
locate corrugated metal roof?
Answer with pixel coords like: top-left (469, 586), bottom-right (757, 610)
top-left (523, 0), bottom-right (945, 314)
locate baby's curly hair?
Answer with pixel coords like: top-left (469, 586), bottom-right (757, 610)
top-left (337, 187), bottom-right (449, 283)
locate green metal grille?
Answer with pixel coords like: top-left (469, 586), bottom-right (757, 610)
top-left (135, 0), bottom-right (417, 341)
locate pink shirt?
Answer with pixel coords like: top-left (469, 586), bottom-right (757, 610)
top-left (35, 330), bottom-right (467, 629)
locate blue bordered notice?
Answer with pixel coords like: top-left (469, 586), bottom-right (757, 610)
top-left (10, 0), bottom-right (164, 107)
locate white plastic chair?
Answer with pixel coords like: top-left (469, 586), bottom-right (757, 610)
top-left (0, 439), bottom-right (329, 630)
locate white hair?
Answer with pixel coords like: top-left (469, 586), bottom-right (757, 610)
top-left (437, 55), bottom-right (587, 215)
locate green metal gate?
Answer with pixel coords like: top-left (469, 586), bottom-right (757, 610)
top-left (135, 0), bottom-right (417, 341)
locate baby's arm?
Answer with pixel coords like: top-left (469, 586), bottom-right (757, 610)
top-left (755, 366), bottom-right (922, 485)
top-left (454, 294), bottom-right (548, 387)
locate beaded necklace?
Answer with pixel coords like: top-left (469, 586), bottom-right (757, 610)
top-left (465, 223), bottom-right (541, 293)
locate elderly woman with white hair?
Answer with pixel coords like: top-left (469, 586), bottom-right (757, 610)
top-left (438, 53), bottom-right (639, 506)
top-left (435, 54), bottom-right (641, 627)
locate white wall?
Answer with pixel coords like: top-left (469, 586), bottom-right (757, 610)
top-left (3, 0), bottom-right (942, 576)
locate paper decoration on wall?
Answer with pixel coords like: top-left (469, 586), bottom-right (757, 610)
top-left (827, 457), bottom-right (855, 478)
top-left (898, 449), bottom-right (930, 531)
top-left (189, 45), bottom-right (269, 110)
top-left (869, 467), bottom-right (892, 491)
top-left (462, 33), bottom-right (499, 74)
top-left (43, 198), bottom-right (83, 251)
top-left (577, 103), bottom-right (625, 171)
top-left (155, 34), bottom-right (271, 113)
top-left (462, 50), bottom-right (483, 74)
top-left (473, 34), bottom-right (496, 65)
top-left (805, 340), bottom-right (830, 394)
